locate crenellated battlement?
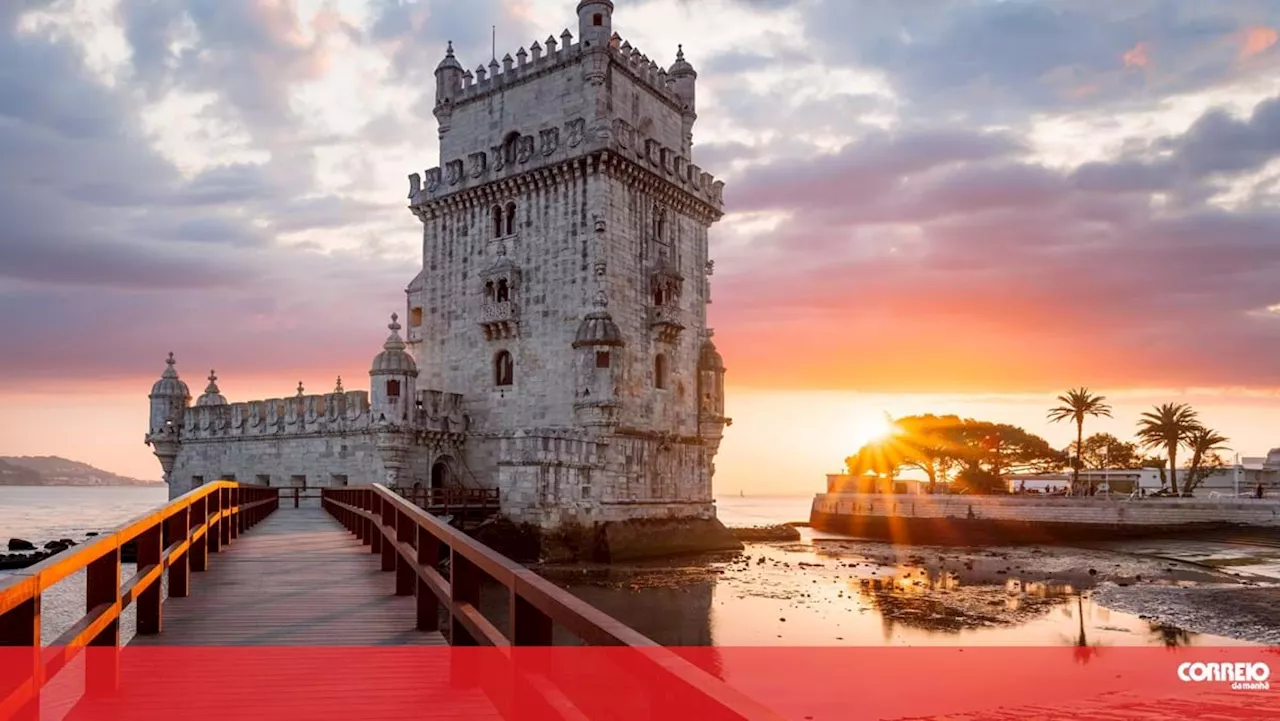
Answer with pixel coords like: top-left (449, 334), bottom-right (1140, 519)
top-left (607, 37), bottom-right (686, 111)
top-left (448, 30), bottom-right (584, 107)
top-left (180, 391), bottom-right (375, 441)
top-left (407, 116), bottom-right (723, 211)
top-left (437, 31), bottom-right (684, 112)
top-left (177, 388), bottom-right (468, 441)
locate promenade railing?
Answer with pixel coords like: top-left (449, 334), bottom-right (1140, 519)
top-left (322, 485), bottom-right (785, 719)
top-left (0, 481), bottom-right (278, 719)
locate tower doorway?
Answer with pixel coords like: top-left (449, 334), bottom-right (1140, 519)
top-left (430, 460), bottom-right (451, 490)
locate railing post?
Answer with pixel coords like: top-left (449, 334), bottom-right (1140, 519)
top-left (135, 523), bottom-right (164, 635)
top-left (362, 490), bottom-right (375, 546)
top-left (0, 584), bottom-right (40, 721)
top-left (231, 484), bottom-right (240, 542)
top-left (294, 487), bottom-right (300, 509)
top-left (395, 510), bottom-right (415, 596)
top-left (370, 493), bottom-right (383, 556)
top-left (380, 498), bottom-right (397, 573)
top-left (511, 590), bottom-right (554, 646)
top-left (167, 506), bottom-right (191, 596)
top-left (207, 490), bottom-right (221, 554)
top-left (450, 550), bottom-right (481, 646)
top-left (192, 496), bottom-right (210, 571)
top-left (85, 546), bottom-right (121, 697)
top-left (416, 527), bottom-right (441, 632)
top-left (353, 494), bottom-right (366, 543)
top-left (229, 486), bottom-right (240, 542)
top-left (219, 487), bottom-right (232, 548)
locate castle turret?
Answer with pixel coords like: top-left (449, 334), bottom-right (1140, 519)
top-left (146, 352), bottom-right (191, 485)
top-left (577, 0), bottom-right (614, 49)
top-left (195, 369), bottom-right (228, 406)
top-left (669, 45), bottom-right (697, 156)
top-left (434, 41), bottom-right (463, 138)
top-left (573, 292), bottom-right (625, 428)
top-left (370, 313), bottom-right (419, 488)
top-left (370, 313), bottom-right (418, 425)
top-left (697, 331), bottom-right (730, 453)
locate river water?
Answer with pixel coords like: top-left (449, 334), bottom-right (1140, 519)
top-left (0, 487), bottom-right (1255, 648)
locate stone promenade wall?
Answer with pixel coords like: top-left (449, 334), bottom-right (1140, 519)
top-left (810, 493), bottom-right (1280, 545)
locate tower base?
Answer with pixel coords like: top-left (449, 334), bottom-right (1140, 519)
top-left (473, 515), bottom-right (743, 563)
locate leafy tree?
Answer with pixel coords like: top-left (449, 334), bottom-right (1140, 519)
top-left (1134, 403), bottom-right (1201, 495)
top-left (1073, 433), bottom-right (1140, 471)
top-left (844, 416), bottom-right (1064, 494)
top-left (1047, 388), bottom-right (1112, 494)
top-left (1182, 427), bottom-right (1230, 494)
top-left (888, 414), bottom-right (964, 489)
top-left (951, 420), bottom-right (1067, 478)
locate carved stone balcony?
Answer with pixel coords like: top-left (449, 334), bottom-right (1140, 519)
top-left (649, 305), bottom-right (684, 344)
top-left (480, 301), bottom-right (519, 340)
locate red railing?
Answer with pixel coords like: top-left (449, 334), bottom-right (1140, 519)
top-left (0, 482), bottom-right (277, 719)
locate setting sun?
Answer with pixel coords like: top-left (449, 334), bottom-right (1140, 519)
top-left (850, 411), bottom-right (897, 450)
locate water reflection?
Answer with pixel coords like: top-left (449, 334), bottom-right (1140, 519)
top-left (537, 538), bottom-right (1253, 648)
top-left (1148, 622), bottom-right (1191, 648)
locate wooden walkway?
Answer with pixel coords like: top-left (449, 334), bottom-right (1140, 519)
top-left (135, 507), bottom-right (446, 646)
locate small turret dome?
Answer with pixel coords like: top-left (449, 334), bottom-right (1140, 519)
top-left (150, 352), bottom-right (191, 399)
top-left (370, 314), bottom-right (419, 376)
top-left (573, 292), bottom-right (625, 348)
top-left (699, 334), bottom-right (724, 371)
top-left (436, 41), bottom-right (463, 73)
top-left (195, 369), bottom-right (228, 406)
top-left (669, 44), bottom-right (696, 78)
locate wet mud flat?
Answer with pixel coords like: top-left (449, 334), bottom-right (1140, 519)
top-left (535, 536), bottom-right (1261, 646)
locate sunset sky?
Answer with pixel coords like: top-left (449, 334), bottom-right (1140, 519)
top-left (2, 0), bottom-right (1280, 492)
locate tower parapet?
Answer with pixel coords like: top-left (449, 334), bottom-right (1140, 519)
top-left (407, 121), bottom-right (724, 214)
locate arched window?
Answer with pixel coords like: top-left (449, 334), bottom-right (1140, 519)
top-left (504, 202), bottom-right (516, 235)
top-left (496, 278), bottom-right (510, 303)
top-left (655, 211), bottom-right (665, 241)
top-left (654, 354), bottom-right (667, 390)
top-left (484, 280), bottom-right (495, 300)
top-left (494, 350), bottom-right (514, 387)
top-left (593, 13), bottom-right (603, 26)
top-left (386, 379), bottom-right (401, 398)
top-left (653, 285), bottom-right (665, 306)
top-left (492, 206), bottom-right (503, 238)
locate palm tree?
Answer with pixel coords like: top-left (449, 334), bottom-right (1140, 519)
top-left (1183, 427), bottom-right (1230, 494)
top-left (1048, 388), bottom-right (1112, 495)
top-left (1135, 403), bottom-right (1201, 495)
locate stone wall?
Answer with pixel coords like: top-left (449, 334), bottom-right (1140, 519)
top-left (167, 432), bottom-right (386, 499)
top-left (811, 493), bottom-right (1280, 544)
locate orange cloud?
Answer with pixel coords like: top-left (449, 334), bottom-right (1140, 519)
top-left (1122, 41), bottom-right (1150, 69)
top-left (1238, 26), bottom-right (1279, 60)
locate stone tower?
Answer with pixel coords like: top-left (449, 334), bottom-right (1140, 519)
top-left (404, 0), bottom-right (733, 552)
top-left (145, 353), bottom-right (191, 486)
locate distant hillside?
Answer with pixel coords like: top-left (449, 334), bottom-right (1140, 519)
top-left (0, 456), bottom-right (161, 486)
top-left (0, 459), bottom-right (44, 486)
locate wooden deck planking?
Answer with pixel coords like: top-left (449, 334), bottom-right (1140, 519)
top-left (60, 507), bottom-right (509, 720)
top-left (132, 507), bottom-right (447, 647)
